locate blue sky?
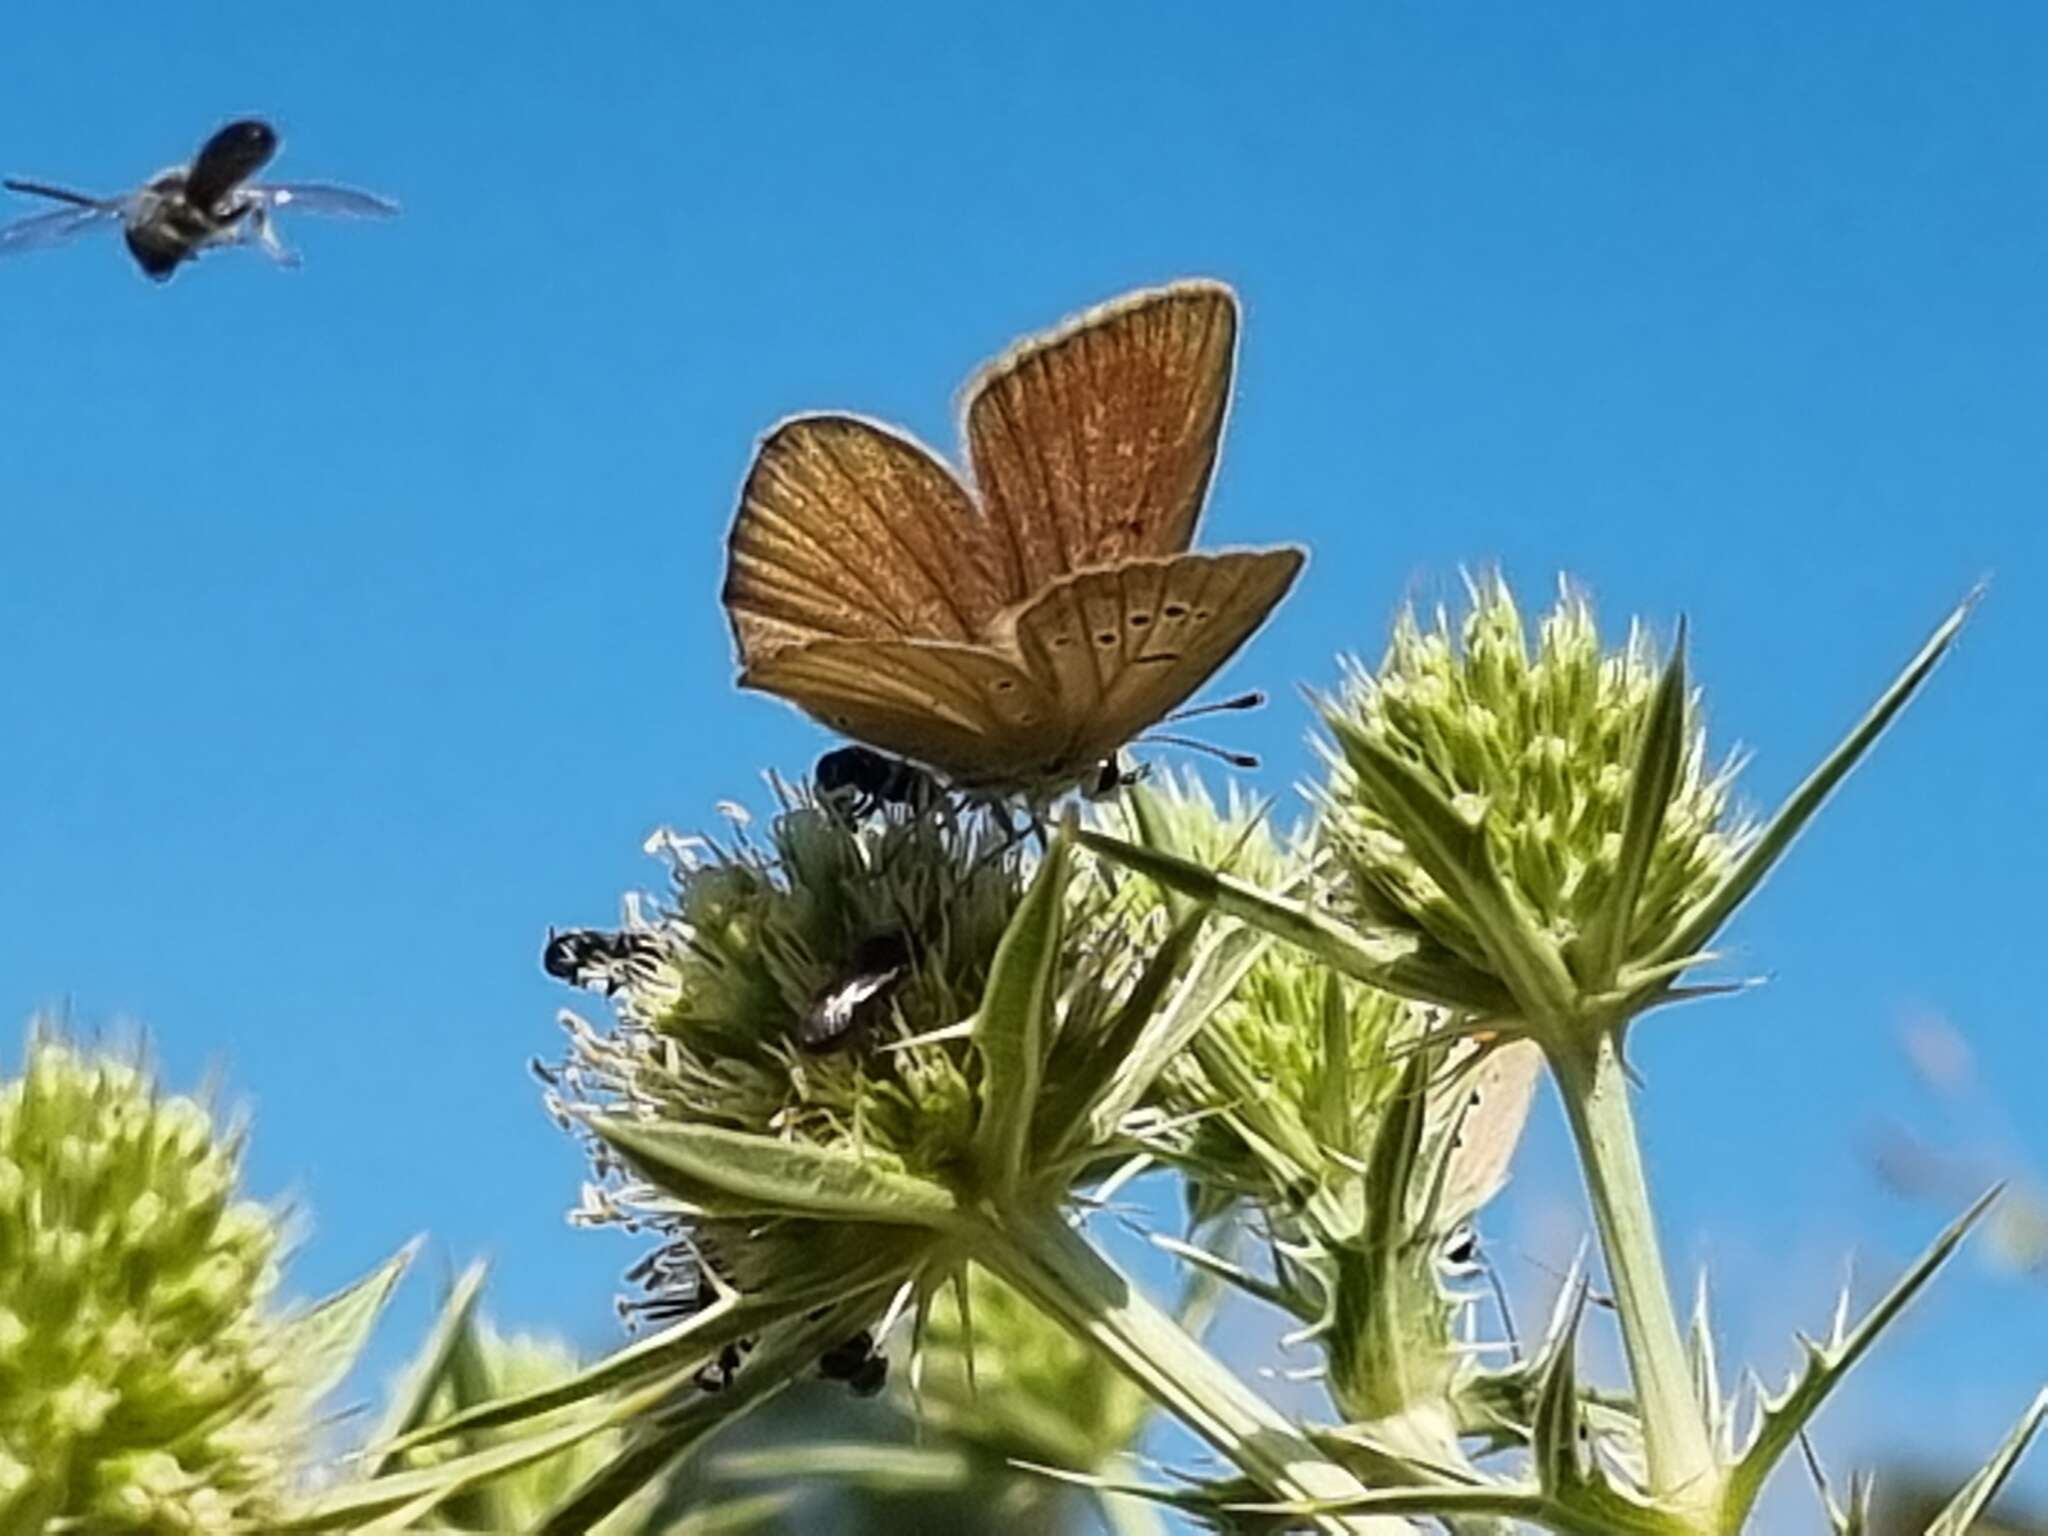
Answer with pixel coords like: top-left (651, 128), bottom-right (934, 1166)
top-left (1, 1), bottom-right (2042, 1512)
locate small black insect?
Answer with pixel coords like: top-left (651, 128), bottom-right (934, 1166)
top-left (817, 1329), bottom-right (889, 1398)
top-left (696, 1334), bottom-right (753, 1393)
top-left (1438, 1220), bottom-right (1482, 1276)
top-left (1084, 752), bottom-right (1150, 800)
top-left (815, 746), bottom-right (941, 818)
top-left (541, 926), bottom-right (663, 995)
top-left (797, 930), bottom-right (915, 1052)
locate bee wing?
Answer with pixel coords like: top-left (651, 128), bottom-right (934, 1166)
top-left (0, 202), bottom-right (120, 256)
top-left (250, 182), bottom-right (399, 219)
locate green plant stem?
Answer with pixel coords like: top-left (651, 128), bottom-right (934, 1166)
top-left (969, 1204), bottom-right (1414, 1536)
top-left (1548, 1029), bottom-right (1718, 1518)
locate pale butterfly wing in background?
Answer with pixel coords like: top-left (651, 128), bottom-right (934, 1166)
top-left (721, 280), bottom-right (1305, 797)
top-left (1432, 1038), bottom-right (1545, 1231)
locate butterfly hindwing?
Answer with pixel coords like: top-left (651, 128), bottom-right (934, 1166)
top-left (965, 281), bottom-right (1237, 596)
top-left (1005, 548), bottom-right (1306, 769)
top-left (724, 414), bottom-right (1009, 662)
top-left (741, 637), bottom-right (1065, 785)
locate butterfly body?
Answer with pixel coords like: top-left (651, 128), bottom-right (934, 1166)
top-left (723, 281), bottom-right (1303, 802)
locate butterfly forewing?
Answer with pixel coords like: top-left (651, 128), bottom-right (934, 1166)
top-left (724, 414), bottom-right (1009, 660)
top-left (965, 281), bottom-right (1236, 594)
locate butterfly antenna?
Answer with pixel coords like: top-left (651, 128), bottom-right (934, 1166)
top-left (1136, 731), bottom-right (1260, 770)
top-left (1164, 689), bottom-right (1266, 723)
top-left (2, 179), bottom-right (104, 208)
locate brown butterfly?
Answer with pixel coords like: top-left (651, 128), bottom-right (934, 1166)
top-left (721, 280), bottom-right (1306, 803)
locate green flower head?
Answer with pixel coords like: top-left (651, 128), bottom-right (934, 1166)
top-left (546, 785), bottom-right (1142, 1343)
top-left (0, 1029), bottom-right (300, 1534)
top-left (1316, 576), bottom-right (1753, 1024)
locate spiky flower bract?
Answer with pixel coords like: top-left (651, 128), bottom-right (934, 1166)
top-left (395, 1319), bottom-right (661, 1533)
top-left (912, 1266), bottom-right (1152, 1478)
top-left (0, 1029), bottom-right (305, 1534)
top-left (1087, 776), bottom-right (1533, 1453)
top-left (1089, 774), bottom-right (1414, 1208)
top-left (1316, 575), bottom-right (1752, 1023)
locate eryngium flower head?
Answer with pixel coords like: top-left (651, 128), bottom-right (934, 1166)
top-left (1316, 576), bottom-right (1753, 1010)
top-left (546, 790), bottom-right (1135, 1326)
top-left (0, 1030), bottom-right (299, 1534)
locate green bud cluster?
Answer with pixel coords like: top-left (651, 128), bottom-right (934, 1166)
top-left (0, 1033), bottom-right (297, 1535)
top-left (1317, 576), bottom-right (1750, 995)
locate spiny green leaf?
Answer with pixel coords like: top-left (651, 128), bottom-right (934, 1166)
top-left (1798, 1431), bottom-right (1872, 1536)
top-left (1687, 1270), bottom-right (1726, 1458)
top-left (1147, 1232), bottom-right (1301, 1317)
top-left (1923, 1387), bottom-right (2048, 1536)
top-left (387, 1264), bottom-right (902, 1451)
top-left (1314, 973), bottom-right (1356, 1159)
top-left (1651, 591), bottom-right (1976, 975)
top-left (588, 1115), bottom-right (961, 1226)
top-left (534, 1298), bottom-right (880, 1534)
top-left (712, 1439), bottom-right (978, 1491)
top-left (1722, 1185), bottom-right (2001, 1526)
top-left (1073, 919), bottom-right (1266, 1156)
top-left (974, 825), bottom-right (1073, 1198)
top-left (1076, 827), bottom-right (1514, 1013)
top-left (1533, 1278), bottom-right (1589, 1495)
top-left (282, 1385), bottom-right (656, 1530)
top-left (1125, 778), bottom-right (1197, 927)
top-left (366, 1257), bottom-right (490, 1477)
top-left (274, 1236), bottom-right (419, 1411)
top-left (1035, 909), bottom-right (1205, 1165)
top-left (1583, 622), bottom-right (1687, 991)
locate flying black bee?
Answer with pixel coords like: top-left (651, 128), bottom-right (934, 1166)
top-left (0, 119), bottom-right (396, 281)
top-left (542, 926), bottom-right (665, 996)
top-left (798, 930), bottom-right (914, 1052)
top-left (813, 746), bottom-right (941, 819)
top-left (817, 1329), bottom-right (889, 1397)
